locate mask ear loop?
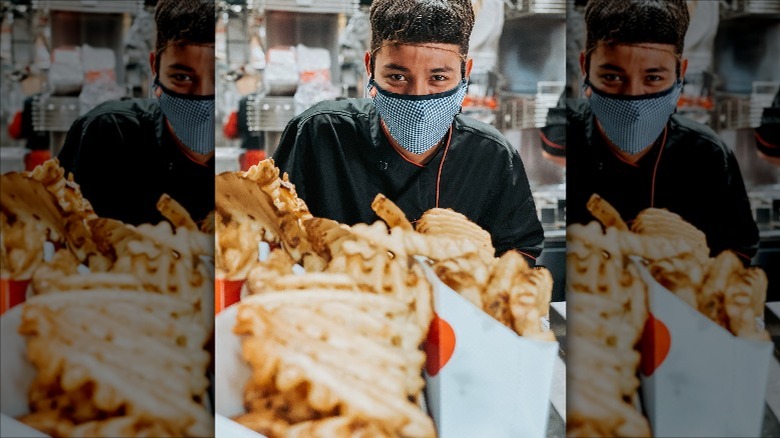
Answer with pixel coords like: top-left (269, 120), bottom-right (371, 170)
top-left (650, 126), bottom-right (668, 207)
top-left (435, 126), bottom-right (454, 208)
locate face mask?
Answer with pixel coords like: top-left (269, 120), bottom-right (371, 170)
top-left (368, 78), bottom-right (468, 155)
top-left (584, 78), bottom-right (683, 155)
top-left (153, 77), bottom-right (215, 155)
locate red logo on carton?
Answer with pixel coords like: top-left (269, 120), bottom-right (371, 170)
top-left (425, 313), bottom-right (456, 376)
top-left (215, 279), bottom-right (245, 314)
top-left (0, 278), bottom-right (30, 315)
top-left (640, 312), bottom-right (671, 376)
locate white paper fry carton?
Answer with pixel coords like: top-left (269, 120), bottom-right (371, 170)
top-left (215, 259), bottom-right (559, 437)
top-left (633, 259), bottom-right (773, 438)
top-left (419, 260), bottom-right (559, 438)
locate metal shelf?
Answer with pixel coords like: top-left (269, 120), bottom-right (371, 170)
top-left (32, 95), bottom-right (81, 133)
top-left (31, 1), bottom-right (145, 15)
top-left (712, 81), bottom-right (780, 131)
top-left (505, 0), bottom-right (566, 20)
top-left (720, 0), bottom-right (780, 19)
top-left (534, 81), bottom-right (564, 128)
top-left (247, 96), bottom-right (296, 132)
top-left (498, 93), bottom-right (536, 131)
top-left (750, 81), bottom-right (780, 128)
top-left (257, 0), bottom-right (358, 14)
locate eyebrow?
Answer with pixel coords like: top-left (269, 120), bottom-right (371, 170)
top-left (383, 63), bottom-right (455, 74)
top-left (596, 63), bottom-right (625, 72)
top-left (166, 63), bottom-right (195, 72)
top-left (596, 63), bottom-right (672, 73)
top-left (644, 66), bottom-right (671, 73)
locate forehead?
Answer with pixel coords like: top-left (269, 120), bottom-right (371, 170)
top-left (589, 43), bottom-right (678, 67)
top-left (374, 42), bottom-right (463, 66)
top-left (159, 43), bottom-right (215, 67)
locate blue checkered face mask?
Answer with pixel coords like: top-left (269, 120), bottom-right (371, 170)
top-left (153, 77), bottom-right (215, 155)
top-left (368, 78), bottom-right (468, 154)
top-left (584, 78), bottom-right (683, 155)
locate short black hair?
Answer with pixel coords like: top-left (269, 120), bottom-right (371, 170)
top-left (154, 0), bottom-right (215, 54)
top-left (369, 0), bottom-right (475, 56)
top-left (584, 0), bottom-right (690, 56)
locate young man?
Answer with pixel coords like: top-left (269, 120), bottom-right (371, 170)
top-left (57, 0), bottom-right (215, 226)
top-left (273, 0), bottom-right (544, 262)
top-left (566, 0), bottom-right (759, 263)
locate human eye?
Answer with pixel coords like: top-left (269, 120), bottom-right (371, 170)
top-left (170, 73), bottom-right (193, 82)
top-left (646, 74), bottom-right (665, 82)
top-left (432, 75), bottom-right (448, 82)
top-left (387, 73), bottom-right (406, 82)
top-left (600, 73), bottom-right (622, 83)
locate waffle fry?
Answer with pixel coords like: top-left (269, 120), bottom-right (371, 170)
top-left (631, 207), bottom-right (710, 263)
top-left (215, 160), bottom-right (326, 272)
top-left (157, 193), bottom-right (198, 231)
top-left (22, 159), bottom-right (98, 262)
top-left (234, 291), bottom-right (435, 438)
top-left (566, 222), bottom-right (651, 437)
top-left (216, 209), bottom-right (266, 280)
top-left (86, 217), bottom-right (214, 320)
top-left (17, 290), bottom-right (212, 438)
top-left (200, 209), bottom-right (215, 234)
top-left (1, 172), bottom-right (67, 279)
top-left (586, 193), bottom-right (628, 231)
top-left (372, 193), bottom-right (413, 231)
top-left (416, 207), bottom-right (495, 264)
top-left (26, 158), bottom-right (96, 221)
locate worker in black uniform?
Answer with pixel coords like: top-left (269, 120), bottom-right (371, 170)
top-left (273, 0), bottom-right (544, 262)
top-left (565, 0), bottom-right (759, 264)
top-left (57, 0), bottom-right (215, 226)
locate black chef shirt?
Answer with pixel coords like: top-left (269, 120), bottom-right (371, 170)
top-left (273, 98), bottom-right (544, 261)
top-left (58, 98), bottom-right (215, 226)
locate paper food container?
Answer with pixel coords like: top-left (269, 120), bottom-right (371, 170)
top-left (0, 413), bottom-right (49, 438)
top-left (215, 258), bottom-right (559, 437)
top-left (633, 258), bottom-right (773, 438)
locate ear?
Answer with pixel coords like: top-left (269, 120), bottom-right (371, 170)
top-left (579, 51), bottom-right (587, 78)
top-left (679, 57), bottom-right (689, 80)
top-left (364, 50), bottom-right (372, 78)
top-left (464, 58), bottom-right (473, 80)
top-left (149, 51), bottom-right (157, 76)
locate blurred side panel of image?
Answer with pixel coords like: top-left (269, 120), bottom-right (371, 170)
top-left (1, 1), bottom-right (216, 437)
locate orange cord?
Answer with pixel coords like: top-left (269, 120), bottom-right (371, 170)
top-left (650, 126), bottom-right (668, 207)
top-left (435, 126), bottom-right (454, 208)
